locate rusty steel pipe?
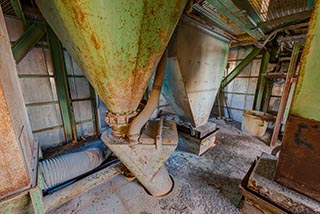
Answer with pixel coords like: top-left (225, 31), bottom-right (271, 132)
top-left (128, 50), bottom-right (167, 143)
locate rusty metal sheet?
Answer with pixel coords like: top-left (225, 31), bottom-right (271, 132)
top-left (275, 115), bottom-right (320, 202)
top-left (248, 152), bottom-right (320, 213)
top-left (35, 0), bottom-right (188, 115)
top-left (240, 161), bottom-right (288, 214)
top-left (163, 16), bottom-right (229, 127)
top-left (0, 7), bottom-right (32, 198)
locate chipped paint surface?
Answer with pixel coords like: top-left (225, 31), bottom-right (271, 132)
top-left (291, 0), bottom-right (320, 121)
top-left (0, 7), bottom-right (31, 198)
top-left (35, 0), bottom-right (187, 115)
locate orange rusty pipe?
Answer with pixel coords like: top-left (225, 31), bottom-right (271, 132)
top-left (128, 50), bottom-right (167, 143)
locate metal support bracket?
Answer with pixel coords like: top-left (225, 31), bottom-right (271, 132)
top-left (221, 47), bottom-right (262, 88)
top-left (11, 23), bottom-right (46, 64)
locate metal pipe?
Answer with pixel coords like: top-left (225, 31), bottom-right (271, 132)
top-left (141, 166), bottom-right (173, 197)
top-left (40, 147), bottom-right (107, 191)
top-left (128, 50), bottom-right (167, 143)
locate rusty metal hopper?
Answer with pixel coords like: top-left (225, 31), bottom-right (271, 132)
top-left (36, 0), bottom-right (187, 115)
top-left (163, 17), bottom-right (230, 128)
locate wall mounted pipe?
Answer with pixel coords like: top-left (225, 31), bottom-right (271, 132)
top-left (128, 50), bottom-right (167, 143)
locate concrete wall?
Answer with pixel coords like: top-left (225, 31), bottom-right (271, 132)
top-left (219, 46), bottom-right (283, 122)
top-left (5, 16), bottom-right (105, 151)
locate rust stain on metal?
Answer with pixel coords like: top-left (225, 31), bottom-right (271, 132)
top-left (90, 34), bottom-right (101, 50)
top-left (292, 2), bottom-right (318, 97)
top-left (275, 115), bottom-right (320, 202)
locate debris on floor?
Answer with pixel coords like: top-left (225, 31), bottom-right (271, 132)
top-left (49, 120), bottom-right (272, 214)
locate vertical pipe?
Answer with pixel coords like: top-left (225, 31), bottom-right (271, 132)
top-left (128, 50), bottom-right (167, 142)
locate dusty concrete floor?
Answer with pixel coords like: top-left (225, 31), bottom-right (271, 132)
top-left (49, 120), bottom-right (272, 214)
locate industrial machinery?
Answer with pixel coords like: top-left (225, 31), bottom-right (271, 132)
top-left (163, 16), bottom-right (229, 155)
top-left (35, 0), bottom-right (188, 197)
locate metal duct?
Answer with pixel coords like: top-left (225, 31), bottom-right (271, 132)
top-left (40, 147), bottom-right (106, 190)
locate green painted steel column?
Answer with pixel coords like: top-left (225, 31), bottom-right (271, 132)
top-left (12, 23), bottom-right (46, 63)
top-left (47, 26), bottom-right (77, 143)
top-left (10, 0), bottom-right (26, 26)
top-left (89, 84), bottom-right (100, 136)
top-left (275, 1), bottom-right (320, 201)
top-left (262, 80), bottom-right (273, 113)
top-left (221, 47), bottom-right (262, 88)
top-left (254, 51), bottom-right (270, 110)
top-left (290, 4), bottom-right (320, 121)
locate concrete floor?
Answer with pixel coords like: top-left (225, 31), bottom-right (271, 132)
top-left (49, 120), bottom-right (272, 214)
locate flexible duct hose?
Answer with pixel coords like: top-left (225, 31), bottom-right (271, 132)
top-left (128, 50), bottom-right (167, 143)
top-left (40, 147), bottom-right (105, 190)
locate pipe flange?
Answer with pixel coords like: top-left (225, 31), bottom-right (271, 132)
top-left (105, 111), bottom-right (139, 137)
top-left (104, 111), bottom-right (138, 128)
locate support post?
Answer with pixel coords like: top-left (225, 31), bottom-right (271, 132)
top-left (89, 84), bottom-right (100, 136)
top-left (11, 23), bottom-right (46, 63)
top-left (10, 0), bottom-right (26, 26)
top-left (253, 51), bottom-right (270, 110)
top-left (221, 47), bottom-right (262, 88)
top-left (270, 43), bottom-right (301, 147)
top-left (262, 80), bottom-right (273, 113)
top-left (47, 26), bottom-right (77, 143)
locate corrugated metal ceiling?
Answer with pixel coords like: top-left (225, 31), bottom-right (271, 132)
top-left (0, 0), bottom-right (16, 17)
top-left (248, 0), bottom-right (309, 21)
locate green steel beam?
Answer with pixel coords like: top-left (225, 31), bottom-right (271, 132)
top-left (89, 84), bottom-right (100, 136)
top-left (258, 11), bottom-right (312, 32)
top-left (221, 47), bottom-right (262, 88)
top-left (47, 26), bottom-right (77, 143)
top-left (10, 0), bottom-right (26, 26)
top-left (291, 0), bottom-right (320, 121)
top-left (262, 80), bottom-right (273, 113)
top-left (29, 187), bottom-right (44, 214)
top-left (193, 4), bottom-right (239, 36)
top-left (232, 0), bottom-right (264, 29)
top-left (206, 0), bottom-right (265, 40)
top-left (254, 51), bottom-right (270, 110)
top-left (12, 23), bottom-right (46, 64)
top-left (308, 0), bottom-right (315, 10)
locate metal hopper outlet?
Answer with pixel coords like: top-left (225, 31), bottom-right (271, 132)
top-left (36, 0), bottom-right (187, 196)
top-left (163, 16), bottom-right (230, 155)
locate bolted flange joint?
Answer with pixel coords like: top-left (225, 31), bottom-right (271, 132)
top-left (104, 111), bottom-right (138, 137)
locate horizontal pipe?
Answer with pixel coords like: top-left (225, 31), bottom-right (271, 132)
top-left (43, 161), bottom-right (125, 212)
top-left (40, 147), bottom-right (106, 190)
